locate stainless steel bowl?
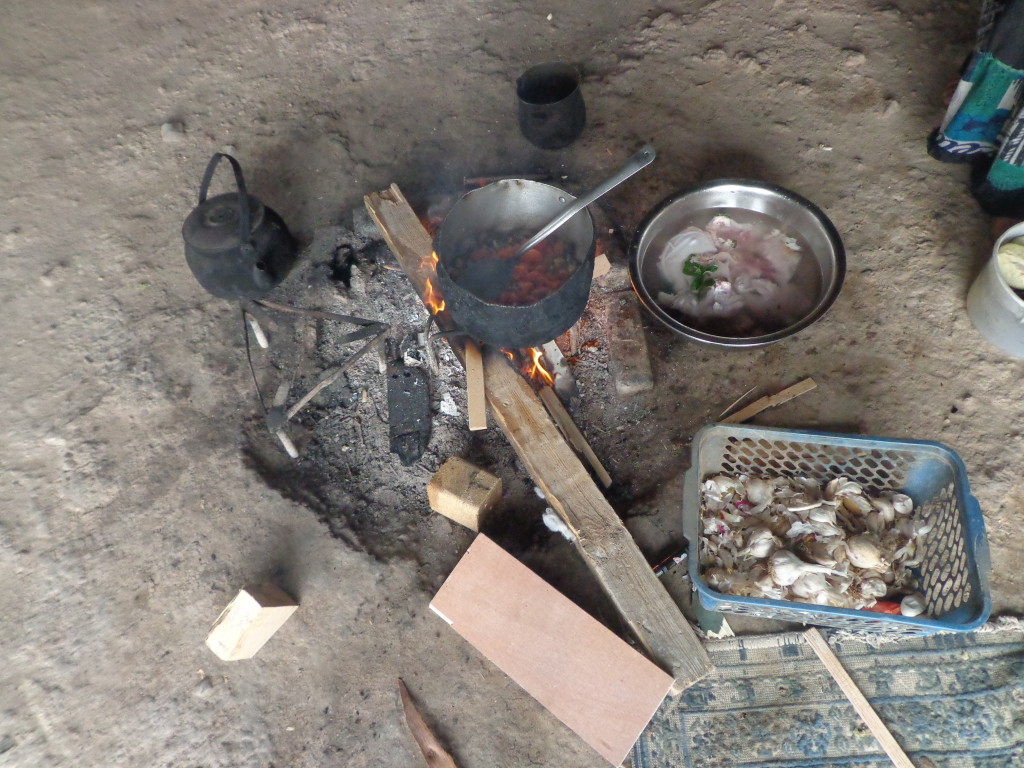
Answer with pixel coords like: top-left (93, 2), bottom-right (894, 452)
top-left (629, 179), bottom-right (845, 348)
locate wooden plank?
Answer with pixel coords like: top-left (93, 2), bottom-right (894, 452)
top-left (365, 185), bottom-right (712, 692)
top-left (538, 385), bottom-right (612, 488)
top-left (205, 584), bottom-right (298, 661)
top-left (464, 339), bottom-right (488, 430)
top-left (803, 629), bottom-right (916, 768)
top-left (478, 345), bottom-right (709, 692)
top-left (398, 679), bottom-right (460, 768)
top-left (721, 377), bottom-right (818, 424)
top-left (427, 457), bottom-right (502, 531)
top-left (430, 536), bottom-right (673, 766)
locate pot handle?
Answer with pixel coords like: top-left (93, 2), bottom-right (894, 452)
top-left (197, 153), bottom-right (254, 255)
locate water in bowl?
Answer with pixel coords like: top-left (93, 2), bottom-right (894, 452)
top-left (645, 207), bottom-right (824, 337)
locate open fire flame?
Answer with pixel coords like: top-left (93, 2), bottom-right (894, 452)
top-left (422, 251), bottom-right (446, 314)
top-left (526, 347), bottom-right (554, 388)
top-left (418, 247), bottom-right (555, 389)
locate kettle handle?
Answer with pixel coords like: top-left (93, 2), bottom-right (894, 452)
top-left (197, 153), bottom-right (253, 254)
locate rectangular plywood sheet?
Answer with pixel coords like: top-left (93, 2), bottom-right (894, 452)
top-left (430, 536), bottom-right (673, 766)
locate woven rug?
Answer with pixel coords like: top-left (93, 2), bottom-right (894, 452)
top-left (632, 619), bottom-right (1024, 768)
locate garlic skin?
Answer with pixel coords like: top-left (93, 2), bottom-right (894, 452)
top-left (825, 477), bottom-right (862, 500)
top-left (891, 493), bottom-right (914, 516)
top-left (870, 497), bottom-right (896, 524)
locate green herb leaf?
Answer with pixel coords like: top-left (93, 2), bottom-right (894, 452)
top-left (684, 257), bottom-right (719, 295)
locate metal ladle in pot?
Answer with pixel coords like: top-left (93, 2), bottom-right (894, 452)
top-left (459, 144), bottom-right (656, 301)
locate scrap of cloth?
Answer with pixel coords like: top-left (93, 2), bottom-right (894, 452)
top-left (929, 0), bottom-right (1024, 218)
top-left (632, 619), bottom-right (1024, 768)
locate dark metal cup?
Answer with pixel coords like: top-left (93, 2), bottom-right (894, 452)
top-left (516, 62), bottom-right (586, 150)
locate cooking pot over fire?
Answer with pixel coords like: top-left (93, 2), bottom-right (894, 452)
top-left (434, 179), bottom-right (595, 349)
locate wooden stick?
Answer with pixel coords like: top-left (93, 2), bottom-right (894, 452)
top-left (244, 312), bottom-right (269, 348)
top-left (538, 386), bottom-right (612, 487)
top-left (803, 629), bottom-right (916, 768)
top-left (464, 340), bottom-right (488, 431)
top-left (365, 185), bottom-right (711, 693)
top-left (721, 378), bottom-right (817, 424)
top-left (286, 327), bottom-right (389, 420)
top-left (398, 679), bottom-right (459, 768)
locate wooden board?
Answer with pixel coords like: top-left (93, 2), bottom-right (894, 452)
top-left (205, 583), bottom-right (298, 661)
top-left (365, 185), bottom-right (711, 692)
top-left (430, 536), bottom-right (673, 766)
top-left (538, 386), bottom-right (612, 487)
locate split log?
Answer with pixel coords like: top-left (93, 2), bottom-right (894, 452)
top-left (365, 184), bottom-right (711, 692)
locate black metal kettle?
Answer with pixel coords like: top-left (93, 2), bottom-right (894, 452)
top-left (182, 153), bottom-right (296, 299)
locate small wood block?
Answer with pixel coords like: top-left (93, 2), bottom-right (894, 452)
top-left (427, 457), bottom-right (501, 531)
top-left (607, 293), bottom-right (653, 397)
top-left (430, 536), bottom-right (673, 766)
top-left (464, 340), bottom-right (487, 431)
top-left (205, 584), bottom-right (298, 661)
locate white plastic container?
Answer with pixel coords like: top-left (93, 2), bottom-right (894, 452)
top-left (966, 221), bottom-right (1024, 358)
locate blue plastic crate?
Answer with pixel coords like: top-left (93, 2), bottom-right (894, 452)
top-left (684, 424), bottom-right (991, 634)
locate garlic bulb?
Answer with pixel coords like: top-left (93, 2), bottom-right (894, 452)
top-left (900, 593), bottom-right (926, 617)
top-left (744, 476), bottom-right (773, 506)
top-left (700, 473), bottom-right (934, 613)
top-left (786, 519), bottom-right (844, 539)
top-left (845, 534), bottom-right (885, 569)
top-left (768, 550), bottom-right (836, 586)
top-left (842, 494), bottom-right (873, 515)
top-left (740, 526), bottom-right (778, 559)
top-left (790, 572), bottom-right (829, 599)
top-left (795, 538), bottom-right (839, 567)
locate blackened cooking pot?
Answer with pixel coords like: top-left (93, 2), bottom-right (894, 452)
top-left (435, 179), bottom-right (595, 349)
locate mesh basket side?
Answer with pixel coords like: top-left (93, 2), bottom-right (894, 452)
top-left (690, 425), bottom-right (984, 632)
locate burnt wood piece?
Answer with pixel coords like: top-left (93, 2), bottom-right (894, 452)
top-left (364, 184), bottom-right (711, 693)
top-left (386, 342), bottom-right (432, 466)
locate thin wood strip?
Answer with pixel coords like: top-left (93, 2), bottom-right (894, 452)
top-left (398, 679), bottom-right (459, 768)
top-left (803, 629), bottom-right (916, 768)
top-left (464, 340), bottom-right (487, 431)
top-left (364, 186), bottom-right (711, 693)
top-left (721, 377), bottom-right (818, 424)
top-left (538, 386), bottom-right (612, 487)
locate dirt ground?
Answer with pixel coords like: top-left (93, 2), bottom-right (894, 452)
top-left (3, 1), bottom-right (1023, 766)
